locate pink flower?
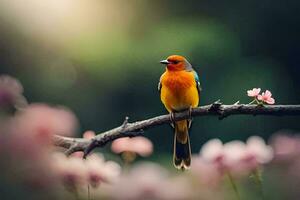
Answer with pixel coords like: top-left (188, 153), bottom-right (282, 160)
top-left (270, 133), bottom-right (300, 161)
top-left (52, 152), bottom-right (121, 190)
top-left (223, 138), bottom-right (273, 176)
top-left (107, 163), bottom-right (194, 200)
top-left (257, 90), bottom-right (275, 104)
top-left (247, 88), bottom-right (261, 97)
top-left (200, 139), bottom-right (224, 163)
top-left (85, 154), bottom-right (121, 188)
top-left (198, 136), bottom-right (273, 178)
top-left (52, 153), bottom-right (87, 191)
top-left (190, 156), bottom-right (223, 187)
top-left (269, 133), bottom-right (300, 191)
top-left (111, 136), bottom-right (153, 157)
top-left (246, 136), bottom-right (273, 164)
top-left (83, 130), bottom-right (96, 139)
top-left (13, 103), bottom-right (78, 145)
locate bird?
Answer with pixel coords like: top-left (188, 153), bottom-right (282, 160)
top-left (158, 55), bottom-right (201, 170)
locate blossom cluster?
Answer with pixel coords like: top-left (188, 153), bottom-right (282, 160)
top-left (247, 88), bottom-right (275, 104)
top-left (191, 136), bottom-right (273, 186)
top-left (53, 153), bottom-right (121, 190)
top-left (0, 75), bottom-right (122, 198)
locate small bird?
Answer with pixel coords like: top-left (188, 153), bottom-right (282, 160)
top-left (158, 55), bottom-right (201, 170)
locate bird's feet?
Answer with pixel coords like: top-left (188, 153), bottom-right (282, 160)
top-left (188, 107), bottom-right (193, 128)
top-left (170, 107), bottom-right (193, 128)
top-left (169, 112), bottom-right (175, 128)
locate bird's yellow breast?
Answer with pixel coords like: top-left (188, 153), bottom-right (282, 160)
top-left (160, 70), bottom-right (199, 112)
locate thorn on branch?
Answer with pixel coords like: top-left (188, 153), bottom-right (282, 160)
top-left (122, 116), bottom-right (129, 129)
top-left (233, 101), bottom-right (240, 105)
top-left (210, 99), bottom-right (222, 109)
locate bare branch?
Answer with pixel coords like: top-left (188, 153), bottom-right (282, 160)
top-left (52, 103), bottom-right (300, 157)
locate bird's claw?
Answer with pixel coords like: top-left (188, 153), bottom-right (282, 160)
top-left (170, 112), bottom-right (175, 128)
top-left (188, 107), bottom-right (193, 128)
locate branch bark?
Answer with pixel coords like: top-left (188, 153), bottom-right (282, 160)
top-left (52, 103), bottom-right (300, 157)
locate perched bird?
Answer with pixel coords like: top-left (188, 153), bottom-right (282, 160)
top-left (158, 55), bottom-right (201, 170)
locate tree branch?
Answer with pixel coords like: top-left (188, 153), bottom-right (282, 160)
top-left (52, 103), bottom-right (300, 157)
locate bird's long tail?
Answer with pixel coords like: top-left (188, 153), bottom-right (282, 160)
top-left (173, 120), bottom-right (191, 170)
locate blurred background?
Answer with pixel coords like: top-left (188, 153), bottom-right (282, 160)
top-left (0, 0), bottom-right (299, 164)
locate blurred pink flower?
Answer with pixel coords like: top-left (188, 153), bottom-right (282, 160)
top-left (270, 133), bottom-right (300, 161)
top-left (223, 138), bottom-right (273, 176)
top-left (191, 156), bottom-right (223, 187)
top-left (52, 153), bottom-right (87, 191)
top-left (200, 139), bottom-right (224, 163)
top-left (52, 152), bottom-right (121, 190)
top-left (111, 136), bottom-right (153, 157)
top-left (269, 133), bottom-right (300, 194)
top-left (85, 154), bottom-right (121, 188)
top-left (246, 136), bottom-right (274, 164)
top-left (257, 90), bottom-right (275, 104)
top-left (247, 88), bottom-right (261, 97)
top-left (222, 141), bottom-right (251, 174)
top-left (0, 75), bottom-right (27, 111)
top-left (198, 136), bottom-right (273, 178)
top-left (13, 103), bottom-right (78, 145)
top-left (107, 162), bottom-right (193, 200)
top-left (83, 130), bottom-right (96, 139)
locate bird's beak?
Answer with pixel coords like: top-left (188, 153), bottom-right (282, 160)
top-left (160, 59), bottom-right (170, 65)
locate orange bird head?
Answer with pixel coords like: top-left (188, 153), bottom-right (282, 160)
top-left (160, 55), bottom-right (192, 71)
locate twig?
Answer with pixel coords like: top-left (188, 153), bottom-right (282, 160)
top-left (52, 103), bottom-right (300, 157)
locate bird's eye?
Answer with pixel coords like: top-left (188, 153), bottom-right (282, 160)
top-left (169, 60), bottom-right (179, 64)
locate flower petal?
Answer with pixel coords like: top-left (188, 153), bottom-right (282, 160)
top-left (264, 90), bottom-right (272, 98)
top-left (266, 97), bottom-right (275, 104)
top-left (200, 139), bottom-right (223, 162)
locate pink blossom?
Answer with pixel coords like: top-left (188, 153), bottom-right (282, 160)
top-left (257, 90), bottom-right (275, 104)
top-left (85, 154), bottom-right (121, 188)
top-left (83, 130), bottom-right (96, 139)
top-left (270, 133), bottom-right (300, 161)
top-left (246, 136), bottom-right (274, 164)
top-left (13, 103), bottom-right (78, 145)
top-left (191, 156), bottom-right (223, 187)
top-left (198, 136), bottom-right (273, 178)
top-left (52, 152), bottom-right (121, 191)
top-left (200, 139), bottom-right (224, 163)
top-left (52, 153), bottom-right (87, 190)
top-left (222, 141), bottom-right (248, 168)
top-left (223, 138), bottom-right (273, 176)
top-left (105, 163), bottom-right (167, 199)
top-left (111, 136), bottom-right (153, 157)
top-left (247, 88), bottom-right (261, 97)
top-left (107, 162), bottom-right (194, 200)
top-left (269, 133), bottom-right (300, 192)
